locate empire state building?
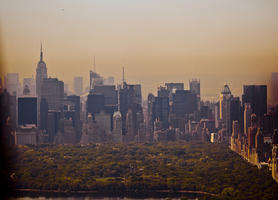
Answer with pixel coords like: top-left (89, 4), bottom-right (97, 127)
top-left (36, 43), bottom-right (48, 96)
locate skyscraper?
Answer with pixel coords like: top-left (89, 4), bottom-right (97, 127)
top-left (18, 97), bottom-right (37, 126)
top-left (41, 78), bottom-right (64, 111)
top-left (219, 84), bottom-right (232, 137)
top-left (242, 85), bottom-right (267, 121)
top-left (36, 43), bottom-right (48, 97)
top-left (189, 79), bottom-right (200, 109)
top-left (271, 73), bottom-right (278, 104)
top-left (74, 76), bottom-right (83, 96)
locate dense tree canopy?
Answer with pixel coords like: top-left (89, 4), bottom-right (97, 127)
top-left (10, 141), bottom-right (278, 199)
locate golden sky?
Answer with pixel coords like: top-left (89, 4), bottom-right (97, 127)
top-left (1, 0), bottom-right (278, 100)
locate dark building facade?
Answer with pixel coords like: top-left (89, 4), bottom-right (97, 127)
top-left (87, 93), bottom-right (105, 118)
top-left (41, 78), bottom-right (64, 111)
top-left (18, 97), bottom-right (37, 126)
top-left (242, 85), bottom-right (267, 122)
top-left (40, 98), bottom-right (48, 130)
top-left (152, 96), bottom-right (169, 129)
top-left (172, 90), bottom-right (197, 117)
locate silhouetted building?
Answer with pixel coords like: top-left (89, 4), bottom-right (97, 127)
top-left (153, 96), bottom-right (169, 129)
top-left (40, 98), bottom-right (48, 130)
top-left (244, 103), bottom-right (252, 135)
top-left (87, 93), bottom-right (105, 118)
top-left (165, 82), bottom-right (184, 93)
top-left (172, 90), bottom-right (197, 117)
top-left (263, 105), bottom-right (278, 137)
top-left (47, 111), bottom-right (61, 142)
top-left (189, 79), bottom-right (200, 110)
top-left (92, 85), bottom-right (117, 105)
top-left (64, 95), bottom-right (80, 128)
top-left (271, 73), bottom-right (278, 104)
top-left (219, 85), bottom-right (232, 139)
top-left (18, 97), bottom-right (37, 126)
top-left (41, 78), bottom-right (64, 111)
top-left (242, 85), bottom-right (267, 122)
top-left (230, 97), bottom-right (241, 132)
top-left (119, 83), bottom-right (142, 138)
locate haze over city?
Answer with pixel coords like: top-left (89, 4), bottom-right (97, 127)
top-left (1, 0), bottom-right (278, 100)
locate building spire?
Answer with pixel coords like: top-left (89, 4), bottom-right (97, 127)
top-left (93, 56), bottom-right (96, 72)
top-left (122, 66), bottom-right (125, 85)
top-left (40, 41), bottom-right (43, 61)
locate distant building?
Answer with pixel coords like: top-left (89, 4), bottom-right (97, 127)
top-left (36, 43), bottom-right (48, 97)
top-left (55, 118), bottom-right (76, 144)
top-left (74, 76), bottom-right (83, 96)
top-left (18, 97), bottom-right (37, 126)
top-left (165, 82), bottom-right (184, 102)
top-left (244, 103), bottom-right (252, 135)
top-left (92, 85), bottom-right (117, 105)
top-left (103, 76), bottom-right (114, 85)
top-left (242, 85), bottom-right (267, 122)
top-left (23, 77), bottom-right (36, 96)
top-left (172, 90), bottom-right (197, 117)
top-left (87, 93), bottom-right (105, 118)
top-left (39, 98), bottom-right (48, 130)
top-left (47, 111), bottom-right (61, 142)
top-left (4, 73), bottom-right (19, 96)
top-left (219, 85), bottom-right (232, 139)
top-left (113, 111), bottom-right (122, 142)
top-left (133, 84), bottom-right (142, 105)
top-left (95, 111), bottom-right (111, 134)
top-left (189, 79), bottom-right (200, 110)
top-left (16, 125), bottom-right (38, 145)
top-left (157, 86), bottom-right (169, 98)
top-left (271, 73), bottom-right (278, 105)
top-left (90, 70), bottom-right (103, 90)
top-left (119, 83), bottom-right (142, 138)
top-left (165, 82), bottom-right (184, 93)
top-left (230, 97), bottom-right (241, 132)
top-left (41, 78), bottom-right (64, 111)
top-left (152, 96), bottom-right (169, 129)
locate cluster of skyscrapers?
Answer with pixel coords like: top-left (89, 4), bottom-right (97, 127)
top-left (0, 44), bottom-right (278, 181)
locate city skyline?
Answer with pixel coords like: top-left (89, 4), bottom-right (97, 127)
top-left (1, 0), bottom-right (278, 100)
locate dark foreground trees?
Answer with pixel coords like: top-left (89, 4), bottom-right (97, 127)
top-left (11, 141), bottom-right (278, 199)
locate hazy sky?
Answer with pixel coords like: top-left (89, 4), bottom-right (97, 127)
top-left (1, 0), bottom-right (278, 100)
